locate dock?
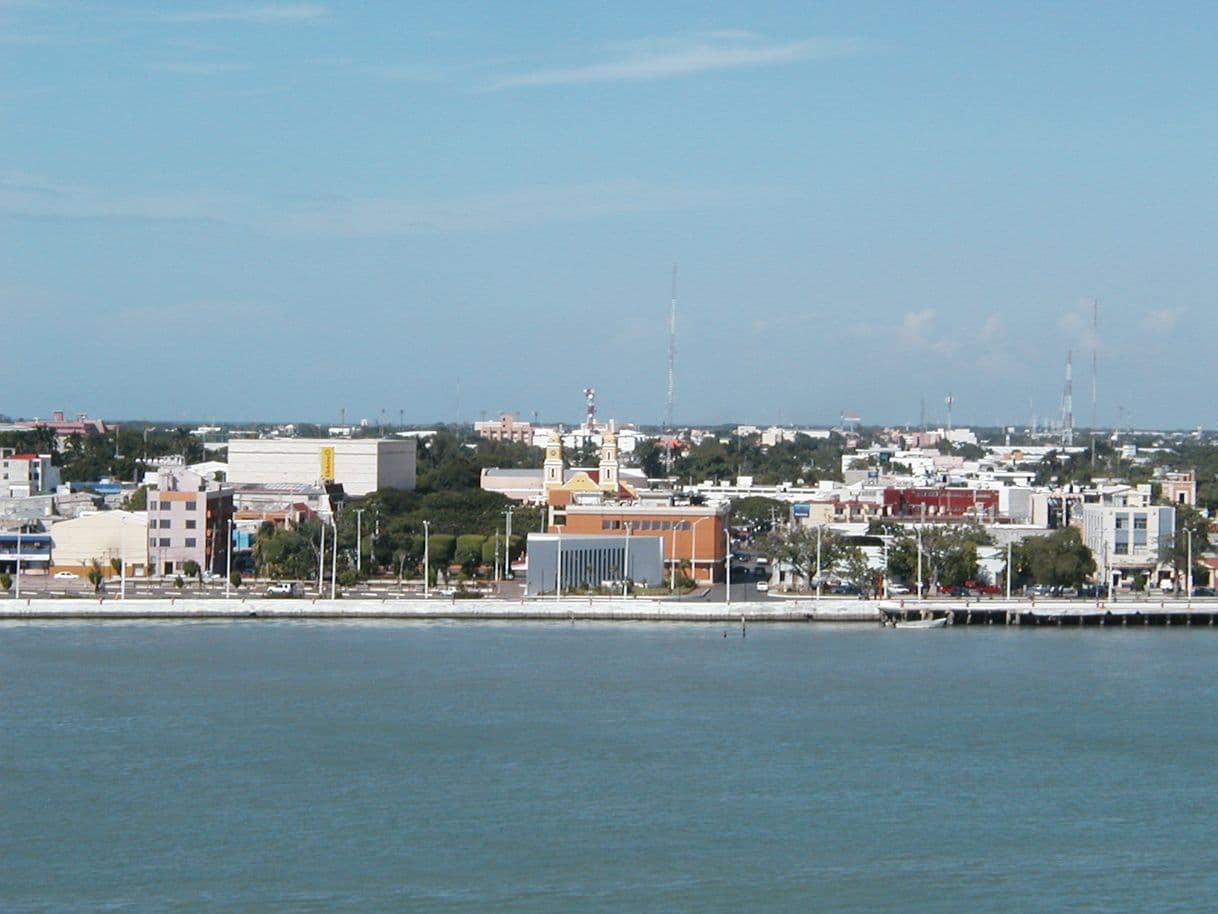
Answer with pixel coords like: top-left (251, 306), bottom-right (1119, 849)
top-left (878, 599), bottom-right (1218, 627)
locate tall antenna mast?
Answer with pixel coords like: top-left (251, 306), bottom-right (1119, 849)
top-left (1061, 350), bottom-right (1074, 447)
top-left (666, 264), bottom-right (677, 431)
top-left (1091, 298), bottom-right (1098, 430)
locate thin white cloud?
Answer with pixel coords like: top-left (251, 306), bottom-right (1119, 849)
top-left (898, 309), bottom-right (955, 354)
top-left (0, 174), bottom-right (743, 237)
top-left (163, 4), bottom-right (326, 24)
top-left (148, 60), bottom-right (250, 76)
top-left (1141, 306), bottom-right (1184, 332)
top-left (487, 33), bottom-right (866, 90)
top-left (1057, 298), bottom-right (1099, 351)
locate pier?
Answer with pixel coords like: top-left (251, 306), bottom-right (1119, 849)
top-left (878, 600), bottom-right (1218, 627)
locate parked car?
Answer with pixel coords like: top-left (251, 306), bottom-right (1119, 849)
top-left (887, 583), bottom-right (911, 595)
top-left (755, 581), bottom-right (770, 592)
top-left (265, 582), bottom-right (301, 597)
top-left (53, 571), bottom-right (78, 580)
top-left (1192, 586), bottom-right (1216, 597)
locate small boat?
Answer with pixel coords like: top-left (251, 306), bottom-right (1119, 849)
top-left (894, 616), bottom-right (947, 629)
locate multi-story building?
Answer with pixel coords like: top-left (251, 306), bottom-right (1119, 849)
top-left (0, 450), bottom-right (59, 497)
top-left (226, 437), bottom-right (416, 497)
top-left (1082, 504), bottom-right (1175, 589)
top-left (474, 413), bottom-right (533, 444)
top-left (525, 533), bottom-right (665, 595)
top-left (146, 468), bottom-right (233, 576)
top-left (559, 503), bottom-right (729, 585)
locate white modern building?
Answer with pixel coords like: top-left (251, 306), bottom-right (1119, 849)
top-left (1, 449), bottom-right (59, 497)
top-left (226, 437), bottom-right (416, 497)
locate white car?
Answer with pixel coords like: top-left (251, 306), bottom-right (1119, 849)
top-left (755, 581), bottom-right (770, 592)
top-left (887, 583), bottom-right (911, 595)
top-left (53, 571), bottom-right (78, 580)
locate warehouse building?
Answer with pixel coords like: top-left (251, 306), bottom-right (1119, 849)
top-left (225, 437), bottom-right (416, 497)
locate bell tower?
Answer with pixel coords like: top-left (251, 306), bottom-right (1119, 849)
top-left (598, 428), bottom-right (619, 494)
top-left (543, 429), bottom-right (564, 494)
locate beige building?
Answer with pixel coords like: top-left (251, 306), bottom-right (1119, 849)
top-left (50, 510), bottom-right (149, 576)
top-left (226, 437), bottom-right (416, 497)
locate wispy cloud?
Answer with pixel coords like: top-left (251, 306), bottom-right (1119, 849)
top-left (1141, 306), bottom-right (1184, 332)
top-left (163, 4), bottom-right (326, 24)
top-left (487, 31), bottom-right (866, 90)
top-left (898, 308), bottom-right (955, 354)
top-left (148, 60), bottom-right (250, 76)
top-left (0, 174), bottom-right (742, 236)
top-left (1058, 298), bottom-right (1100, 351)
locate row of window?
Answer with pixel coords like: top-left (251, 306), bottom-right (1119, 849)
top-left (152, 500), bottom-right (198, 511)
top-left (600, 519), bottom-right (695, 532)
top-left (155, 519), bottom-right (197, 529)
top-left (149, 537), bottom-right (198, 548)
top-left (1113, 514), bottom-right (1149, 530)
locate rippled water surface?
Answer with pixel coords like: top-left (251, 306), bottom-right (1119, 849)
top-left (3, 621), bottom-right (1217, 912)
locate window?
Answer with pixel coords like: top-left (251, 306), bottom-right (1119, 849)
top-left (641, 521), bottom-right (651, 530)
top-left (159, 519), bottom-right (171, 529)
top-left (611, 520), bottom-right (621, 530)
top-left (1133, 515), bottom-right (1147, 530)
top-left (1114, 515), bottom-right (1128, 530)
top-left (185, 520), bottom-right (197, 530)
top-left (602, 520), bottom-right (611, 530)
top-left (185, 502), bottom-right (197, 511)
top-left (1114, 542), bottom-right (1129, 555)
top-left (680, 521), bottom-right (691, 531)
top-left (159, 538), bottom-right (171, 547)
top-left (149, 538), bottom-right (157, 548)
top-left (662, 521), bottom-right (671, 530)
top-left (184, 538), bottom-right (196, 548)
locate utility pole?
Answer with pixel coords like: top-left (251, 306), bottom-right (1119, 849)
top-left (318, 522), bottom-right (326, 595)
top-left (354, 508), bottom-right (364, 572)
top-left (725, 526), bottom-right (732, 605)
top-left (503, 508), bottom-right (513, 580)
top-left (330, 520), bottom-right (337, 599)
top-left (423, 520), bottom-right (430, 598)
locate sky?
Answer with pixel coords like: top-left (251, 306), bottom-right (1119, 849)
top-left (2, 1), bottom-right (1215, 430)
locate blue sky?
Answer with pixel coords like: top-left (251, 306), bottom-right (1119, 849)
top-left (2, 1), bottom-right (1215, 429)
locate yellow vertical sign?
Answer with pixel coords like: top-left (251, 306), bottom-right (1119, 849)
top-left (320, 446), bottom-right (335, 482)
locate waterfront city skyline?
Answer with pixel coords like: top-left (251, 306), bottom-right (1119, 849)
top-left (2, 2), bottom-right (1215, 428)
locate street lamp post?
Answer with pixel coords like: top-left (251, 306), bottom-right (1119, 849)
top-left (121, 514), bottom-right (127, 601)
top-left (423, 520), bottom-right (430, 598)
top-left (1185, 526), bottom-right (1194, 599)
top-left (318, 522), bottom-right (326, 596)
top-left (916, 524), bottom-right (924, 601)
top-left (503, 508), bottom-right (513, 580)
top-left (725, 525), bottom-right (732, 605)
top-left (816, 524), bottom-right (823, 600)
top-left (556, 526), bottom-right (563, 600)
top-left (1005, 539), bottom-right (1012, 601)
top-left (354, 508), bottom-right (364, 573)
top-left (622, 522), bottom-right (631, 598)
top-left (224, 517), bottom-right (232, 599)
top-left (15, 528), bottom-right (22, 601)
top-left (330, 520), bottom-right (337, 599)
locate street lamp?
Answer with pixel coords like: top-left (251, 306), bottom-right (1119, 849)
top-left (330, 520), bottom-right (338, 599)
top-left (916, 523), bottom-right (923, 601)
top-left (622, 522), bottom-right (631, 598)
top-left (816, 524), bottom-right (823, 600)
top-left (225, 517), bottom-right (233, 599)
top-left (725, 525), bottom-right (732, 605)
top-left (354, 508), bottom-right (364, 573)
top-left (15, 527), bottom-right (22, 601)
top-left (423, 520), bottom-right (430, 599)
top-left (1184, 526), bottom-right (1193, 599)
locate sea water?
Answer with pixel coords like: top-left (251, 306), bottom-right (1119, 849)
top-left (3, 621), bottom-right (1217, 912)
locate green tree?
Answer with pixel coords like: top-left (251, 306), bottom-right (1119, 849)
top-left (730, 496), bottom-right (789, 533)
top-left (1170, 505), bottom-right (1210, 587)
top-left (887, 524), bottom-right (992, 592)
top-left (86, 558), bottom-right (105, 593)
top-left (757, 526), bottom-right (852, 590)
top-left (454, 534), bottom-right (487, 574)
top-left (1009, 528), bottom-right (1096, 589)
top-left (0, 572), bottom-right (10, 592)
top-left (229, 570), bottom-right (243, 589)
top-left (183, 559), bottom-right (201, 587)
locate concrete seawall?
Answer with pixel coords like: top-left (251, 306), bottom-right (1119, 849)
top-left (0, 597), bottom-right (879, 623)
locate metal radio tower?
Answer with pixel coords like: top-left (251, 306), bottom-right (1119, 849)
top-left (583, 387), bottom-right (597, 431)
top-left (1091, 298), bottom-right (1099, 430)
top-left (665, 264), bottom-right (677, 432)
top-left (1061, 351), bottom-right (1074, 447)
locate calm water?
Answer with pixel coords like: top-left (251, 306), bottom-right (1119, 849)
top-left (3, 621), bottom-right (1217, 912)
